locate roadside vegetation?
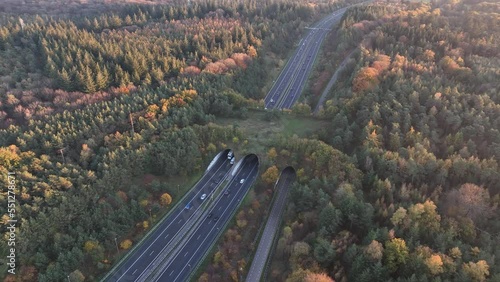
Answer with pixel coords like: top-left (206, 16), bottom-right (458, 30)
top-left (0, 0), bottom-right (499, 281)
top-left (0, 0), bottom-right (352, 280)
top-left (267, 1), bottom-right (500, 281)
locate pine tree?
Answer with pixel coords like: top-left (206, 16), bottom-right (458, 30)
top-left (95, 64), bottom-right (109, 90)
top-left (57, 68), bottom-right (71, 90)
top-left (81, 66), bottom-right (96, 93)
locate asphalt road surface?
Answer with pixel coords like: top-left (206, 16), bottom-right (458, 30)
top-left (313, 49), bottom-right (356, 114)
top-left (245, 167), bottom-right (296, 282)
top-left (264, 7), bottom-right (351, 110)
top-left (152, 154), bottom-right (260, 282)
top-left (103, 150), bottom-right (233, 282)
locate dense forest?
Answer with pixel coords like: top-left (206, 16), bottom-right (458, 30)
top-left (0, 0), bottom-right (335, 128)
top-left (1, 0), bottom-right (499, 281)
top-left (0, 0), bottom-right (354, 281)
top-left (264, 1), bottom-right (500, 281)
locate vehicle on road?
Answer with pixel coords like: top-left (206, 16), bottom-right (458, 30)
top-left (185, 203), bottom-right (192, 210)
top-left (213, 216), bottom-right (219, 222)
top-left (207, 212), bottom-right (213, 218)
top-left (200, 194), bottom-right (207, 200)
top-left (224, 190), bottom-right (229, 196)
top-left (230, 157), bottom-right (235, 165)
top-left (240, 179), bottom-right (245, 184)
top-left (227, 151), bottom-right (233, 160)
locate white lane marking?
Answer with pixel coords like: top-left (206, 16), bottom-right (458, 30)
top-left (184, 252), bottom-right (189, 257)
top-left (169, 164), bottom-right (259, 282)
top-left (178, 219), bottom-right (182, 224)
top-left (196, 234), bottom-right (201, 240)
top-left (150, 250), bottom-right (155, 256)
top-left (132, 269), bottom-right (138, 275)
top-left (218, 206), bottom-right (222, 211)
top-left (164, 233), bottom-right (169, 239)
top-left (115, 160), bottom-right (228, 281)
top-left (154, 163), bottom-right (258, 282)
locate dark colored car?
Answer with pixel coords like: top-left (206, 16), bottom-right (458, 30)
top-left (213, 216), bottom-right (219, 222)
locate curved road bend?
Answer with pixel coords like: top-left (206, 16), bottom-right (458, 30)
top-left (245, 167), bottom-right (296, 282)
top-left (104, 150), bottom-right (233, 282)
top-left (151, 154), bottom-right (260, 282)
top-left (264, 4), bottom-right (364, 110)
top-left (313, 49), bottom-right (356, 114)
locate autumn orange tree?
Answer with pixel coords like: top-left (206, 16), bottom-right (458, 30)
top-left (305, 272), bottom-right (335, 282)
top-left (352, 67), bottom-right (379, 92)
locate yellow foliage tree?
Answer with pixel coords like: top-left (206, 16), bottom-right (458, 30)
top-left (139, 199), bottom-right (149, 207)
top-left (84, 240), bottom-right (98, 253)
top-left (425, 254), bottom-right (444, 275)
top-left (247, 45), bottom-right (257, 57)
top-left (213, 251), bottom-right (223, 264)
top-left (160, 193), bottom-right (172, 206)
top-left (267, 147), bottom-right (278, 160)
top-left (262, 165), bottom-right (279, 186)
top-left (120, 239), bottom-right (132, 250)
top-left (0, 145), bottom-right (20, 168)
top-left (236, 219), bottom-right (248, 229)
top-left (462, 260), bottom-right (489, 282)
top-left (304, 272), bottom-right (335, 282)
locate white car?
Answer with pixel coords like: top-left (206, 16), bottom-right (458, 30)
top-left (200, 194), bottom-right (207, 200)
top-left (240, 179), bottom-right (245, 184)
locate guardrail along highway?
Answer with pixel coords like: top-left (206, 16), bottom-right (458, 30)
top-left (103, 149), bottom-right (234, 282)
top-left (151, 154), bottom-right (260, 282)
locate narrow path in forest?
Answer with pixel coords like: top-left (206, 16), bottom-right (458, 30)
top-left (314, 49), bottom-right (356, 115)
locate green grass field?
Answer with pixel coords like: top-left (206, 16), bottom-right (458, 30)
top-left (216, 110), bottom-right (328, 140)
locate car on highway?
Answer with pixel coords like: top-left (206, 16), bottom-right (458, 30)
top-left (185, 203), bottom-right (192, 210)
top-left (224, 190), bottom-right (230, 196)
top-left (207, 212), bottom-right (213, 218)
top-left (240, 179), bottom-right (245, 184)
top-left (213, 216), bottom-right (219, 222)
top-left (200, 194), bottom-right (207, 200)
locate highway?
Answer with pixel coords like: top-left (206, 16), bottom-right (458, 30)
top-left (151, 154), bottom-right (260, 282)
top-left (245, 167), bottom-right (296, 282)
top-left (264, 6), bottom-right (351, 110)
top-left (103, 149), bottom-right (234, 282)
